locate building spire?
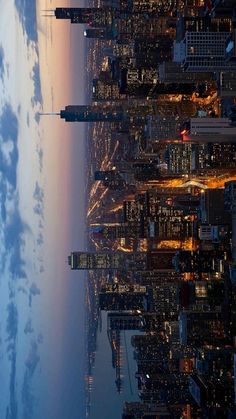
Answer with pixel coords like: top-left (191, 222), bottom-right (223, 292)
top-left (39, 112), bottom-right (60, 116)
top-left (41, 10), bottom-right (55, 16)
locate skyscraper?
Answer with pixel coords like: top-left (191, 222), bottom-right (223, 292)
top-left (68, 251), bottom-right (147, 270)
top-left (54, 7), bottom-right (114, 26)
top-left (174, 31), bottom-right (235, 72)
top-left (99, 284), bottom-right (149, 311)
top-left (60, 101), bottom-right (195, 123)
top-left (68, 250), bottom-right (180, 271)
top-left (189, 117), bottom-right (236, 142)
top-left (158, 61), bottom-right (212, 83)
top-left (60, 103), bottom-right (160, 123)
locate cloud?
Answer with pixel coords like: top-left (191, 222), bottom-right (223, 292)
top-left (33, 182), bottom-right (44, 202)
top-left (5, 351), bottom-right (18, 419)
top-left (33, 181), bottom-right (44, 218)
top-left (35, 112), bottom-right (40, 124)
top-left (31, 63), bottom-right (43, 106)
top-left (39, 265), bottom-right (44, 273)
top-left (18, 286), bottom-right (27, 295)
top-left (0, 104), bottom-right (31, 279)
top-left (24, 319), bottom-right (34, 335)
top-left (0, 208), bottom-right (28, 279)
top-left (36, 232), bottom-right (44, 246)
top-left (36, 146), bottom-right (43, 171)
top-left (21, 341), bottom-right (40, 419)
top-left (30, 283), bottom-right (40, 297)
top-left (5, 304), bottom-right (18, 418)
top-left (5, 303), bottom-right (18, 344)
top-left (38, 220), bottom-right (43, 229)
top-left (0, 45), bottom-right (4, 79)
top-left (4, 211), bottom-right (28, 279)
top-left (29, 283), bottom-right (40, 307)
top-left (25, 341), bottom-right (40, 377)
top-left (21, 372), bottom-right (34, 419)
top-left (4, 212), bottom-right (25, 252)
top-left (33, 204), bottom-right (42, 216)
top-left (0, 177), bottom-right (7, 222)
top-left (0, 103), bottom-right (18, 144)
top-left (0, 104), bottom-right (19, 188)
top-left (14, 0), bottom-right (38, 43)
top-left (37, 333), bottom-right (43, 344)
top-left (0, 149), bottom-right (19, 189)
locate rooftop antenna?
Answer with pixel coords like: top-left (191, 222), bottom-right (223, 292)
top-left (39, 112), bottom-right (60, 116)
top-left (41, 10), bottom-right (55, 16)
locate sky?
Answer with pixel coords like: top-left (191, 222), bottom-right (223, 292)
top-left (0, 0), bottom-right (86, 418)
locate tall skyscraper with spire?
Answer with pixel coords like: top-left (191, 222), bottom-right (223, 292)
top-left (60, 104), bottom-right (160, 123)
top-left (53, 6), bottom-right (177, 40)
top-left (54, 7), bottom-right (114, 26)
top-left (60, 99), bottom-right (198, 122)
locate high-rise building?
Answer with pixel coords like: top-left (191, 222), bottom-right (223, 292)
top-left (196, 347), bottom-right (236, 377)
top-left (150, 282), bottom-right (180, 319)
top-left (158, 61), bottom-right (213, 83)
top-left (60, 103), bottom-right (160, 123)
top-left (166, 142), bottom-right (197, 174)
top-left (189, 374), bottom-right (234, 408)
top-left (83, 28), bottom-right (116, 39)
top-left (176, 15), bottom-right (233, 42)
top-left (224, 180), bottom-right (236, 261)
top-left (116, 15), bottom-right (175, 42)
top-left (144, 115), bottom-right (183, 143)
top-left (122, 401), bottom-right (200, 419)
top-left (179, 309), bottom-right (227, 347)
top-left (219, 71), bottom-right (236, 98)
top-left (61, 105), bottom-right (123, 122)
top-left (90, 222), bottom-right (140, 239)
top-left (200, 189), bottom-right (231, 225)
top-left (68, 250), bottom-right (178, 271)
top-left (118, 67), bottom-right (158, 98)
top-left (99, 284), bottom-right (149, 311)
top-left (119, 67), bottom-right (195, 98)
top-left (174, 31), bottom-right (235, 72)
top-left (178, 0), bottom-right (206, 17)
top-left (211, 0), bottom-right (236, 18)
top-left (123, 199), bottom-right (144, 223)
top-left (153, 206), bottom-right (194, 241)
top-left (69, 249), bottom-right (219, 272)
top-left (134, 37), bottom-right (173, 68)
top-left (60, 100), bottom-right (197, 125)
top-left (108, 312), bottom-right (144, 330)
top-left (111, 43), bottom-right (135, 59)
top-left (68, 251), bottom-right (147, 270)
top-left (54, 7), bottom-right (114, 26)
top-left (136, 371), bottom-right (191, 403)
top-left (94, 170), bottom-right (128, 190)
top-left (224, 180), bottom-right (236, 211)
top-left (54, 7), bottom-right (177, 41)
top-left (128, 0), bottom-right (178, 15)
top-left (173, 249), bottom-right (227, 273)
top-left (146, 250), bottom-right (176, 271)
top-left (132, 162), bottom-right (160, 181)
top-left (166, 141), bottom-right (236, 174)
top-left (189, 117), bottom-right (236, 142)
top-left (92, 78), bottom-right (121, 101)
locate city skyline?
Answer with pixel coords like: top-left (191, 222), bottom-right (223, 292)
top-left (1, 0), bottom-right (236, 418)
